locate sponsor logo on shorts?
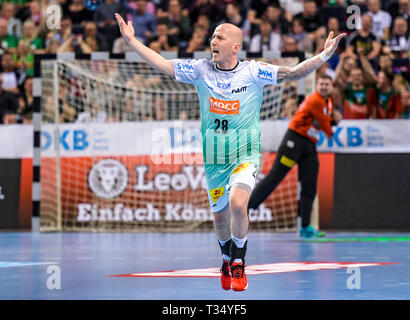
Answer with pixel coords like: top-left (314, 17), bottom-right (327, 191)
top-left (209, 97), bottom-right (240, 115)
top-left (209, 187), bottom-right (225, 203)
top-left (88, 159), bottom-right (128, 199)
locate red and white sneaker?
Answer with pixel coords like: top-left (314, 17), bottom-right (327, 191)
top-left (230, 262), bottom-right (248, 291)
top-left (220, 260), bottom-right (231, 290)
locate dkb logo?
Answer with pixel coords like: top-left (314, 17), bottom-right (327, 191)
top-left (317, 127), bottom-right (363, 148)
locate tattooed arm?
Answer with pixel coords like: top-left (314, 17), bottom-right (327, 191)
top-left (277, 32), bottom-right (346, 84)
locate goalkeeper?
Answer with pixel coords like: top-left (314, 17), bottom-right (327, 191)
top-left (248, 75), bottom-right (342, 238)
top-left (115, 13), bottom-right (345, 291)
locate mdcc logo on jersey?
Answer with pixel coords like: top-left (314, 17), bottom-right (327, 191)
top-left (88, 159), bottom-right (128, 199)
top-left (209, 97), bottom-right (240, 115)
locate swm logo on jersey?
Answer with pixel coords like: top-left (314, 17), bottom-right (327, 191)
top-left (88, 159), bottom-right (128, 199)
top-left (209, 97), bottom-right (240, 115)
top-left (176, 62), bottom-right (195, 73)
top-left (257, 68), bottom-right (274, 81)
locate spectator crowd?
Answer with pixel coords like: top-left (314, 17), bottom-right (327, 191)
top-left (0, 0), bottom-right (409, 123)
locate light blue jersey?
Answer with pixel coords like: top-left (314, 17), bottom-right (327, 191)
top-left (173, 59), bottom-right (279, 212)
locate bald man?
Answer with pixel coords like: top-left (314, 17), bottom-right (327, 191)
top-left (116, 14), bottom-right (345, 291)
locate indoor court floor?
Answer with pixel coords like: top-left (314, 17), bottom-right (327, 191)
top-left (0, 231), bottom-right (410, 300)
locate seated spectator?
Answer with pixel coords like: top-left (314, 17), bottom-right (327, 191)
top-left (57, 34), bottom-right (93, 54)
top-left (14, 40), bottom-right (34, 77)
top-left (46, 16), bottom-right (73, 47)
top-left (326, 17), bottom-right (347, 55)
top-left (83, 21), bottom-right (110, 51)
top-left (342, 67), bottom-right (374, 119)
top-left (112, 35), bottom-right (141, 53)
top-left (0, 52), bottom-right (25, 94)
top-left (376, 52), bottom-right (392, 72)
top-left (187, 14), bottom-right (211, 48)
top-left (264, 3), bottom-right (290, 35)
top-left (178, 26), bottom-right (208, 54)
top-left (0, 19), bottom-right (18, 54)
top-left (366, 0), bottom-right (392, 40)
top-left (19, 20), bottom-right (44, 54)
top-left (161, 0), bottom-right (191, 44)
top-left (281, 35), bottom-right (305, 60)
top-left (369, 70), bottom-right (403, 119)
top-left (334, 55), bottom-right (357, 93)
top-left (0, 74), bottom-right (19, 123)
top-left (156, 0), bottom-right (191, 18)
top-left (0, 2), bottom-right (22, 38)
top-left (399, 88), bottom-right (410, 118)
top-left (189, 0), bottom-right (223, 26)
top-left (247, 0), bottom-right (280, 36)
top-left (93, 0), bottom-right (123, 28)
top-left (383, 17), bottom-right (410, 59)
top-left (218, 2), bottom-right (251, 49)
top-left (314, 17), bottom-right (346, 71)
top-left (148, 20), bottom-right (179, 52)
top-left (93, 0), bottom-right (123, 49)
top-left (289, 16), bottom-right (313, 53)
top-left (280, 0), bottom-right (304, 19)
top-left (121, 0), bottom-right (157, 44)
top-left (345, 14), bottom-right (381, 60)
top-left (293, 0), bottom-right (325, 43)
top-left (18, 76), bottom-right (34, 122)
top-left (248, 18), bottom-right (281, 53)
top-left (389, 0), bottom-right (410, 29)
top-left (62, 0), bottom-right (93, 26)
top-left (30, 0), bottom-right (43, 26)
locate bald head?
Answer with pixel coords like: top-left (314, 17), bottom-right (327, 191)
top-left (210, 23), bottom-right (243, 69)
top-left (214, 23), bottom-right (243, 47)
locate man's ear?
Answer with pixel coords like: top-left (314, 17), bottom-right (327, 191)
top-left (233, 42), bottom-right (241, 53)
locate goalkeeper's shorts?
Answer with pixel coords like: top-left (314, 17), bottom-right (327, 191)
top-left (205, 161), bottom-right (259, 213)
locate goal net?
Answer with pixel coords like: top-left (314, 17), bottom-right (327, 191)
top-left (39, 55), bottom-right (314, 232)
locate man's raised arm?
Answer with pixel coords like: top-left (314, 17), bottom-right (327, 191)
top-left (115, 13), bottom-right (174, 77)
top-left (276, 32), bottom-right (346, 84)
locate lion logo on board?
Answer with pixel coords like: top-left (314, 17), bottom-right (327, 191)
top-left (88, 159), bottom-right (128, 199)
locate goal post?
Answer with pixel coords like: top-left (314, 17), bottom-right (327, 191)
top-left (33, 52), bottom-right (316, 232)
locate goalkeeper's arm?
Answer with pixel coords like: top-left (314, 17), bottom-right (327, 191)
top-left (115, 13), bottom-right (174, 77)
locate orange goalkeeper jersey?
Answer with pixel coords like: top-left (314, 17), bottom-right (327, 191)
top-left (288, 91), bottom-right (334, 143)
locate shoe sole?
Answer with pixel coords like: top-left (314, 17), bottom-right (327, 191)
top-left (232, 284), bottom-right (248, 291)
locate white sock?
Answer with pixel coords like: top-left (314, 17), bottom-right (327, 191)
top-left (218, 238), bottom-right (231, 246)
top-left (232, 235), bottom-right (247, 248)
